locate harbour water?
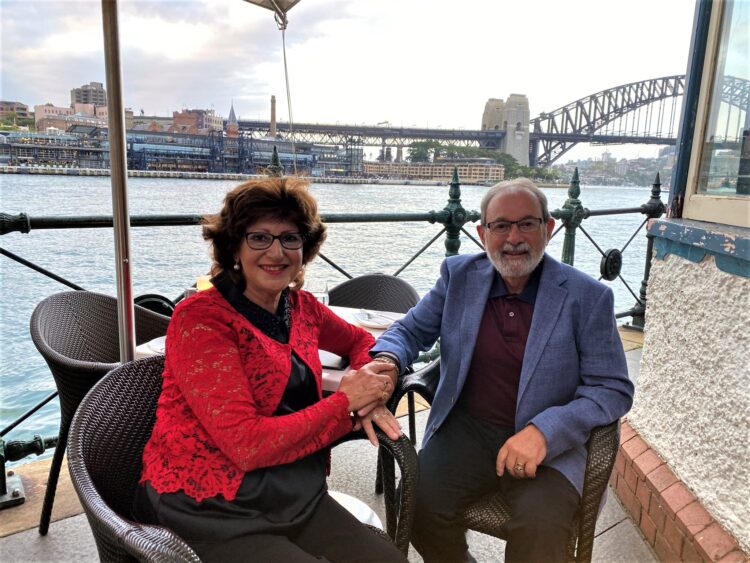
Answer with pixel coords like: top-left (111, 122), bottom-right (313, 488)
top-left (0, 175), bottom-right (659, 448)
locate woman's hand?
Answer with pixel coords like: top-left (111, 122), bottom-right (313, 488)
top-left (337, 361), bottom-right (396, 412)
top-left (355, 405), bottom-right (402, 446)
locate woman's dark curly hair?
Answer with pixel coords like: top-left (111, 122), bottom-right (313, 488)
top-left (202, 177), bottom-right (326, 291)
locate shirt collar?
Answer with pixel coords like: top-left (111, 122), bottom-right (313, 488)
top-left (211, 270), bottom-right (292, 342)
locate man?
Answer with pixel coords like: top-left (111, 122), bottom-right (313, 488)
top-left (370, 178), bottom-right (634, 562)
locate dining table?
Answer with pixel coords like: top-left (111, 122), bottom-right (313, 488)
top-left (134, 305), bottom-right (404, 393)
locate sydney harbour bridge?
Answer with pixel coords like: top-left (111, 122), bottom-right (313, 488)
top-left (237, 74), bottom-right (749, 167)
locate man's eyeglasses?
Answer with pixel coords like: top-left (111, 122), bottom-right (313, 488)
top-left (245, 232), bottom-right (305, 250)
top-left (484, 217), bottom-right (543, 235)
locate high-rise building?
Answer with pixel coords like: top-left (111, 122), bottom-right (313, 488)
top-left (70, 81), bottom-right (107, 106)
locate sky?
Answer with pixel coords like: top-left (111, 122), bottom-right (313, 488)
top-left (0, 0), bottom-right (699, 161)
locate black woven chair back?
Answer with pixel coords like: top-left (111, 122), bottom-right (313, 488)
top-left (29, 290), bottom-right (170, 535)
top-left (68, 355), bottom-right (200, 562)
top-left (30, 291), bottom-right (169, 421)
top-left (71, 355), bottom-right (163, 519)
top-left (328, 274), bottom-right (419, 313)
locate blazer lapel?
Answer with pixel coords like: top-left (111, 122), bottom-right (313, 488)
top-left (517, 256), bottom-right (568, 404)
top-left (457, 257), bottom-right (495, 387)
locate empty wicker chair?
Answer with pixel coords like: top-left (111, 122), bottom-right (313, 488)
top-left (328, 273), bottom-right (419, 314)
top-left (68, 355), bottom-right (419, 561)
top-left (328, 273), bottom-right (421, 493)
top-left (29, 290), bottom-right (170, 535)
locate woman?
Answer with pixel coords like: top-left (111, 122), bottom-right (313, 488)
top-left (134, 177), bottom-right (405, 562)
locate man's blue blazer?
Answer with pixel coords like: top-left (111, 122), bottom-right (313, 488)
top-left (371, 252), bottom-right (634, 494)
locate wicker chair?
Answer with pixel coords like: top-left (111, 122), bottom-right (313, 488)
top-left (29, 290), bottom-right (171, 535)
top-left (381, 394), bottom-right (620, 563)
top-left (68, 355), bottom-right (419, 561)
top-left (328, 273), bottom-right (421, 493)
top-left (328, 273), bottom-right (419, 314)
top-left (459, 420), bottom-right (621, 563)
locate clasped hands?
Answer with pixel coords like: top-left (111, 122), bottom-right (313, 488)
top-left (337, 360), bottom-right (401, 446)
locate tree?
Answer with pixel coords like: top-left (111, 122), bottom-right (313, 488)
top-left (407, 141), bottom-right (442, 163)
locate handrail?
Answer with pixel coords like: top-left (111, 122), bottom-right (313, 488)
top-left (1, 167), bottom-right (664, 451)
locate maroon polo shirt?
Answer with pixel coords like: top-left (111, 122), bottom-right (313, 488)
top-left (456, 262), bottom-right (543, 428)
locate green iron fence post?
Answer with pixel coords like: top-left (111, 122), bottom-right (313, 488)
top-left (434, 167), bottom-right (480, 256)
top-left (630, 172), bottom-right (666, 329)
top-left (559, 168), bottom-right (585, 265)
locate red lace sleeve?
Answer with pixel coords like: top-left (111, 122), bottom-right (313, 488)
top-left (166, 301), bottom-right (353, 473)
top-left (305, 294), bottom-right (376, 369)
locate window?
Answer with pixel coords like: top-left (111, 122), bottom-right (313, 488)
top-left (683, 0), bottom-right (749, 227)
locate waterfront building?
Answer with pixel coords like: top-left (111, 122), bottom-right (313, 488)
top-left (70, 81), bottom-right (107, 106)
top-left (169, 108), bottom-right (224, 134)
top-left (33, 102), bottom-right (133, 134)
top-left (0, 101), bottom-right (30, 121)
top-left (363, 159), bottom-right (504, 183)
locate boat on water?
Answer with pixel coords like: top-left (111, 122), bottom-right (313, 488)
top-left (1, 1), bottom-right (748, 561)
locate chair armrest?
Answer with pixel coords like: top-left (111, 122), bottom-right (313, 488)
top-left (388, 359), bottom-right (440, 411)
top-left (575, 419), bottom-right (621, 563)
top-left (374, 429), bottom-right (419, 555)
top-left (122, 523), bottom-right (202, 562)
top-left (334, 428), bottom-right (418, 555)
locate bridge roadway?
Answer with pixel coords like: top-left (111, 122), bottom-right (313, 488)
top-left (237, 120), bottom-right (677, 149)
top-left (237, 74), bottom-right (747, 166)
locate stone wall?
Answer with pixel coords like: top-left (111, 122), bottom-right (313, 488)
top-left (628, 220), bottom-right (749, 554)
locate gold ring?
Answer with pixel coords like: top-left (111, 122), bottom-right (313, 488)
top-left (514, 463), bottom-right (525, 472)
top-left (381, 392), bottom-right (388, 402)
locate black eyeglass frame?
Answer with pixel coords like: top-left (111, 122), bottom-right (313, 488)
top-left (484, 217), bottom-right (544, 234)
top-left (244, 231), bottom-right (306, 250)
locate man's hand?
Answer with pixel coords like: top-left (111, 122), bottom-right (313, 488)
top-left (337, 361), bottom-right (395, 413)
top-left (353, 360), bottom-right (398, 417)
top-left (496, 424), bottom-right (547, 478)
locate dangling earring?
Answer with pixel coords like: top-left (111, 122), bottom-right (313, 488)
top-left (233, 261), bottom-right (241, 271)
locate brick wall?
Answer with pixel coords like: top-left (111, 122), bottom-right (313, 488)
top-left (612, 419), bottom-right (748, 562)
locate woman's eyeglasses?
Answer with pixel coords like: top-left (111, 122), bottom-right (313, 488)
top-left (484, 217), bottom-right (543, 235)
top-left (245, 232), bottom-right (305, 250)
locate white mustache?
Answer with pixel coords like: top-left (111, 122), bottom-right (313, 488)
top-left (501, 243), bottom-right (531, 253)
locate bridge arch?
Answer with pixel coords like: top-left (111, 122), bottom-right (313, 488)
top-left (530, 74), bottom-right (748, 167)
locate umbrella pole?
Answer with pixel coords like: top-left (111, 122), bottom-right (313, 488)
top-left (101, 0), bottom-right (135, 362)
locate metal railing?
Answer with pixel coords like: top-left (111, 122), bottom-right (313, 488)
top-left (0, 166), bottom-right (664, 473)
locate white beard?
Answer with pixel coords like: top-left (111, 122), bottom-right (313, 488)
top-left (488, 242), bottom-right (545, 279)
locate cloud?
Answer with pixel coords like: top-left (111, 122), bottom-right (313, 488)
top-left (1, 0), bottom-right (697, 160)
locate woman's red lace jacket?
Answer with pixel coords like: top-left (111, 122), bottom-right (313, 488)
top-left (140, 287), bottom-right (375, 502)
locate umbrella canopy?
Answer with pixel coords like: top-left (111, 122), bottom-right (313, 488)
top-left (243, 0), bottom-right (302, 18)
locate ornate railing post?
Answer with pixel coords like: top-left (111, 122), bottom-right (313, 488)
top-left (630, 172), bottom-right (666, 329)
top-left (558, 168), bottom-right (586, 265)
top-left (431, 167), bottom-right (480, 256)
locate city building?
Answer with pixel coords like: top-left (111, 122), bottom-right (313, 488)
top-left (70, 81), bottom-right (107, 106)
top-left (364, 160), bottom-right (504, 183)
top-left (34, 102), bottom-right (133, 133)
top-left (168, 108), bottom-right (224, 135)
top-left (0, 101), bottom-right (30, 121)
